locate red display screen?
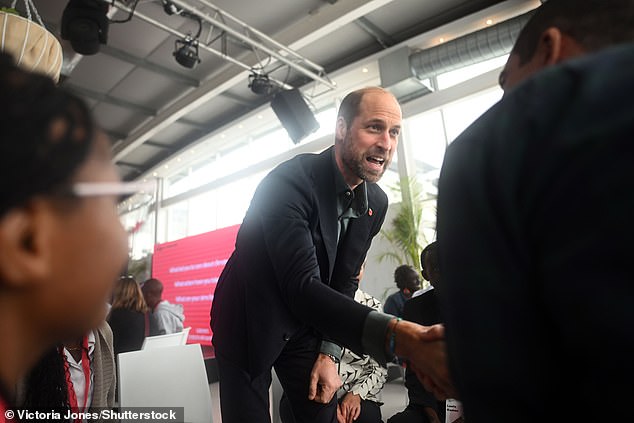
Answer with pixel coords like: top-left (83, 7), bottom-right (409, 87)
top-left (151, 224), bottom-right (239, 345)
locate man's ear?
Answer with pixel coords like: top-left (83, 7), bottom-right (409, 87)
top-left (536, 27), bottom-right (584, 66)
top-left (0, 203), bottom-right (53, 288)
top-left (335, 117), bottom-right (347, 141)
top-left (534, 27), bottom-right (564, 66)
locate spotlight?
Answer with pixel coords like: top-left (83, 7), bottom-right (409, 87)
top-left (248, 73), bottom-right (273, 95)
top-left (61, 0), bottom-right (109, 55)
top-left (162, 0), bottom-right (179, 15)
top-left (173, 37), bottom-right (201, 69)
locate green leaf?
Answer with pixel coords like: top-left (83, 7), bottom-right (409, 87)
top-left (378, 176), bottom-right (436, 269)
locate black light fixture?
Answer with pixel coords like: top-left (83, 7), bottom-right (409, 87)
top-left (248, 72), bottom-right (273, 95)
top-left (61, 0), bottom-right (109, 55)
top-left (173, 37), bottom-right (201, 69)
top-left (162, 0), bottom-right (179, 15)
top-left (168, 6), bottom-right (202, 69)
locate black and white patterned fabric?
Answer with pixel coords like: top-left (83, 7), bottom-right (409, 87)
top-left (338, 290), bottom-right (388, 403)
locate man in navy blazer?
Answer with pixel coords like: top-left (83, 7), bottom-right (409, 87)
top-left (211, 87), bottom-right (413, 422)
top-left (437, 1), bottom-right (634, 421)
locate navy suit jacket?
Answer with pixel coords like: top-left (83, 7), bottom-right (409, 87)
top-left (402, 289), bottom-right (445, 418)
top-left (211, 146), bottom-right (388, 377)
top-left (437, 44), bottom-right (634, 422)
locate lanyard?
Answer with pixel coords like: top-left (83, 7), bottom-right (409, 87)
top-left (0, 395), bottom-right (8, 423)
top-left (0, 379), bottom-right (15, 423)
top-left (62, 335), bottom-right (91, 422)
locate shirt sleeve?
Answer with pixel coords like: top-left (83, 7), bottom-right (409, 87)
top-left (361, 311), bottom-right (393, 366)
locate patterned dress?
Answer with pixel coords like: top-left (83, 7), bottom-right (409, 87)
top-left (338, 290), bottom-right (388, 403)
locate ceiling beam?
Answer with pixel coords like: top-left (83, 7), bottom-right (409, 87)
top-left (64, 83), bottom-right (157, 116)
top-left (355, 16), bottom-right (396, 49)
top-left (116, 161), bottom-right (145, 171)
top-left (178, 118), bottom-right (211, 131)
top-left (219, 91), bottom-right (254, 107)
top-left (276, 0), bottom-right (395, 51)
top-left (106, 130), bottom-right (127, 142)
top-left (100, 44), bottom-right (201, 88)
top-left (145, 141), bottom-right (176, 151)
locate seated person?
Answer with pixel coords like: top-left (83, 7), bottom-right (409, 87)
top-left (383, 265), bottom-right (421, 318)
top-left (141, 278), bottom-right (184, 334)
top-left (388, 242), bottom-right (445, 423)
top-left (337, 264), bottom-right (388, 423)
top-left (108, 276), bottom-right (160, 355)
top-left (18, 321), bottom-right (117, 420)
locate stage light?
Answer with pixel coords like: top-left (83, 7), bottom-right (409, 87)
top-left (161, 0), bottom-right (179, 15)
top-left (61, 0), bottom-right (109, 55)
top-left (248, 72), bottom-right (273, 95)
top-left (173, 37), bottom-right (201, 68)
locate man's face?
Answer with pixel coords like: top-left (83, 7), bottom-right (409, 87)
top-left (336, 90), bottom-right (402, 186)
top-left (423, 252), bottom-right (441, 286)
top-left (404, 268), bottom-right (421, 293)
top-left (143, 289), bottom-right (161, 310)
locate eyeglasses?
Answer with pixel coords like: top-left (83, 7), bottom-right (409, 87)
top-left (71, 181), bottom-right (157, 198)
top-left (68, 181), bottom-right (157, 238)
top-left (113, 182), bottom-right (158, 241)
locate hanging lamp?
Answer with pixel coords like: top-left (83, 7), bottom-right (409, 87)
top-left (0, 0), bottom-right (63, 82)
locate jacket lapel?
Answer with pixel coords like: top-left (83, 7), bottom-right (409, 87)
top-left (313, 147), bottom-right (338, 278)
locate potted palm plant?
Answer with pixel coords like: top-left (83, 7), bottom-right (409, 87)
top-left (378, 176), bottom-right (435, 271)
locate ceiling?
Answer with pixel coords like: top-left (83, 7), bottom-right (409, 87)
top-left (8, 0), bottom-right (537, 181)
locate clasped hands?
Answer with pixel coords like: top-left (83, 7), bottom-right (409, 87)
top-left (394, 321), bottom-right (457, 400)
top-left (307, 321), bottom-right (457, 407)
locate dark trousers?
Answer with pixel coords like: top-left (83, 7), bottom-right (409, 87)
top-left (387, 405), bottom-right (432, 423)
top-left (280, 394), bottom-right (383, 423)
top-left (217, 329), bottom-right (338, 423)
top-left (354, 399), bottom-right (383, 423)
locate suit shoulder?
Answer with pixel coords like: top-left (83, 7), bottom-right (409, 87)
top-left (367, 182), bottom-right (387, 201)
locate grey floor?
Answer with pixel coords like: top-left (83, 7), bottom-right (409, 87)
top-left (379, 377), bottom-right (409, 421)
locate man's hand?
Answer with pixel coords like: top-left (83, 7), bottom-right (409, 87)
top-left (393, 321), bottom-right (458, 399)
top-left (308, 353), bottom-right (342, 404)
top-left (337, 392), bottom-right (361, 423)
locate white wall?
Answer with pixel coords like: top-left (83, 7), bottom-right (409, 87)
top-left (361, 203), bottom-right (408, 305)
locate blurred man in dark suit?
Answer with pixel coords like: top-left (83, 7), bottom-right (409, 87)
top-left (437, 1), bottom-right (634, 421)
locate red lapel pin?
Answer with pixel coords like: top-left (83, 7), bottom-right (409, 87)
top-left (368, 208), bottom-right (373, 216)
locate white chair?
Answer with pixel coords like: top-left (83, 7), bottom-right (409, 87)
top-left (117, 343), bottom-right (213, 423)
top-left (141, 327), bottom-right (191, 350)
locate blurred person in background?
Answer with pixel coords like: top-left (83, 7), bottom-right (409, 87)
top-left (141, 278), bottom-right (184, 334)
top-left (388, 241), bottom-right (445, 423)
top-left (383, 265), bottom-right (421, 319)
top-left (0, 52), bottom-right (128, 419)
top-left (108, 276), bottom-right (160, 355)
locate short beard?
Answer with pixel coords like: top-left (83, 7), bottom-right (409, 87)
top-left (341, 134), bottom-right (387, 184)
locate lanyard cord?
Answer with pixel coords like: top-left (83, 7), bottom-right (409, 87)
top-left (61, 336), bottom-right (91, 422)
